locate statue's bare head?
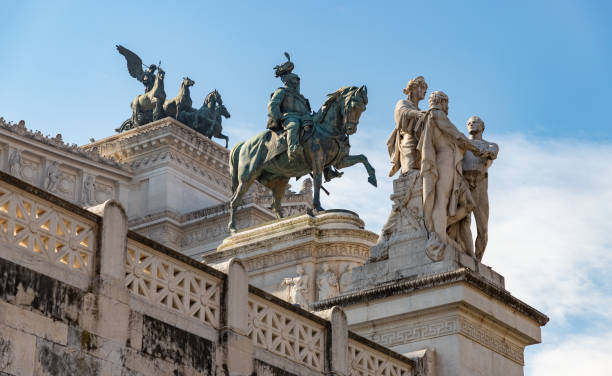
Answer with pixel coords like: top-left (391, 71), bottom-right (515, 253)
top-left (296, 265), bottom-right (305, 275)
top-left (428, 91), bottom-right (449, 115)
top-left (403, 76), bottom-right (428, 103)
top-left (467, 116), bottom-right (485, 136)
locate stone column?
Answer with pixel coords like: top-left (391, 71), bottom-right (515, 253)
top-left (215, 258), bottom-right (254, 376)
top-left (317, 306), bottom-right (349, 376)
top-left (79, 200), bottom-right (131, 359)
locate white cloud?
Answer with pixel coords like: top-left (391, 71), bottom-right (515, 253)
top-left (313, 132), bottom-right (612, 374)
top-left (527, 331), bottom-right (612, 375)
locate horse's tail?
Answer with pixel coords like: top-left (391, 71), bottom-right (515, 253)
top-left (229, 141), bottom-right (244, 193)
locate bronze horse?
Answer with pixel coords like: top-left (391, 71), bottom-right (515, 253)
top-left (164, 77), bottom-right (195, 119)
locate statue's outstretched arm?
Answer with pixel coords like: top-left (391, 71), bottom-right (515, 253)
top-left (433, 111), bottom-right (481, 154)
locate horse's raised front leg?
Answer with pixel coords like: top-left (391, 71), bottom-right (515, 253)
top-left (336, 154), bottom-right (377, 187)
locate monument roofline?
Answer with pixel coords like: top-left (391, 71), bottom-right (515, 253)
top-left (0, 117), bottom-right (130, 176)
top-left (312, 267), bottom-right (550, 326)
top-left (82, 117), bottom-right (230, 171)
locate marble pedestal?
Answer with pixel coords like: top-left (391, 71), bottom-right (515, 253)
top-left (312, 172), bottom-right (548, 376)
top-left (351, 171), bottom-right (504, 291)
top-left (204, 210), bottom-right (378, 305)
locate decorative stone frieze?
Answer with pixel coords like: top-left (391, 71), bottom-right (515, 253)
top-left (0, 119), bottom-right (131, 209)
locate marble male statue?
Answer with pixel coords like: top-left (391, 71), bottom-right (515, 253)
top-left (387, 76), bottom-right (428, 176)
top-left (9, 150), bottom-right (23, 178)
top-left (267, 52), bottom-right (313, 162)
top-left (44, 161), bottom-right (61, 193)
top-left (462, 116), bottom-right (499, 261)
top-left (317, 263), bottom-right (339, 300)
top-left (418, 91), bottom-right (491, 258)
top-left (82, 175), bottom-right (96, 206)
top-left (281, 265), bottom-right (310, 307)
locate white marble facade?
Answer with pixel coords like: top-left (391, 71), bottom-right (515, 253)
top-left (0, 117), bottom-right (312, 257)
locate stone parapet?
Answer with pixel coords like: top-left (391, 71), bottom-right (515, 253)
top-left (0, 172), bottom-right (413, 376)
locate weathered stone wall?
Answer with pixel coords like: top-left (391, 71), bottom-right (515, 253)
top-left (0, 172), bottom-right (414, 376)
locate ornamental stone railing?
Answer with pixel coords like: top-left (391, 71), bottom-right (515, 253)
top-left (0, 170), bottom-right (415, 376)
top-left (248, 290), bottom-right (326, 372)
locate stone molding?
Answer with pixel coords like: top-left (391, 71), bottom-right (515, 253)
top-left (0, 118), bottom-right (127, 170)
top-left (312, 267), bottom-right (549, 326)
top-left (363, 315), bottom-right (524, 365)
top-left (214, 211), bottom-right (377, 256)
top-left (369, 316), bottom-right (458, 347)
top-left (457, 316), bottom-right (524, 365)
top-left (243, 243), bottom-right (368, 273)
top-left (83, 117), bottom-right (229, 173)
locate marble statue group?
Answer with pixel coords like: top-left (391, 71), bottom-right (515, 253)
top-left (384, 76), bottom-right (498, 261)
top-left (114, 47), bottom-right (498, 263)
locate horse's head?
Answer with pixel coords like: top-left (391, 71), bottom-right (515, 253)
top-left (343, 85), bottom-right (368, 135)
top-left (157, 67), bottom-right (165, 80)
top-left (217, 103), bottom-right (231, 119)
top-left (204, 89), bottom-right (222, 108)
top-left (183, 77), bottom-right (195, 88)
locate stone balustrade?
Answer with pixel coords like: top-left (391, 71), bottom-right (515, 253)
top-left (348, 334), bottom-right (413, 376)
top-left (0, 170), bottom-right (415, 376)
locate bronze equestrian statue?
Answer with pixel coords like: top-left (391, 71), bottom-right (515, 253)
top-left (228, 54), bottom-right (376, 233)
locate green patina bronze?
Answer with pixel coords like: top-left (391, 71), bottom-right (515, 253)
top-left (228, 58), bottom-right (376, 233)
top-left (178, 89), bottom-right (231, 148)
top-left (115, 46), bottom-right (230, 145)
top-left (116, 45), bottom-right (167, 132)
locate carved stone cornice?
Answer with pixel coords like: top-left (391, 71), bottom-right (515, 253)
top-left (0, 117), bottom-right (128, 172)
top-left (361, 314), bottom-right (525, 365)
top-left (82, 117), bottom-right (229, 174)
top-left (242, 242), bottom-right (369, 273)
top-left (211, 210), bottom-right (377, 256)
top-left (312, 267), bottom-right (550, 326)
top-left (203, 211), bottom-right (377, 274)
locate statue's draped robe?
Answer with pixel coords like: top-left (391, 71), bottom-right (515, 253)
top-left (417, 109), bottom-right (475, 253)
top-left (387, 99), bottom-right (421, 176)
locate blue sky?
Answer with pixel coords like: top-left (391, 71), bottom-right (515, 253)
top-left (2, 1), bottom-right (612, 374)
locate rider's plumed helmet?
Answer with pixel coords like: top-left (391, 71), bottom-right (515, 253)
top-left (274, 52), bottom-right (295, 78)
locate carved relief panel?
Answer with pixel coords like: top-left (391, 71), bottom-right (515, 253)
top-left (20, 152), bottom-right (42, 185)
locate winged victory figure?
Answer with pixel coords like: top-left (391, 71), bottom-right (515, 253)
top-left (116, 45), bottom-right (157, 93)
